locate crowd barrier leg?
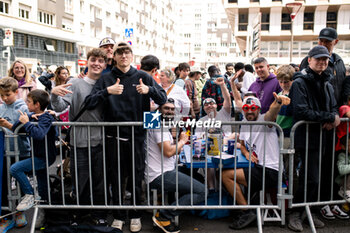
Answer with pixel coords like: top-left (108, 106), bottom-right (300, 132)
top-left (30, 206), bottom-right (39, 233)
top-left (305, 205), bottom-right (316, 233)
top-left (256, 207), bottom-right (262, 233)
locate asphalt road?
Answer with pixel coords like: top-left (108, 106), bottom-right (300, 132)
top-left (10, 209), bottom-right (350, 233)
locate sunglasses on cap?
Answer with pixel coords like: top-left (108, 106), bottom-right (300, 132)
top-left (203, 98), bottom-right (216, 106)
top-left (242, 104), bottom-right (260, 112)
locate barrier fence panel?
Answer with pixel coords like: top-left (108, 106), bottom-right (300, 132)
top-left (288, 118), bottom-right (350, 233)
top-left (4, 120), bottom-right (288, 233)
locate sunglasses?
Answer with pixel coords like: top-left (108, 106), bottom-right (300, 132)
top-left (242, 104), bottom-right (260, 112)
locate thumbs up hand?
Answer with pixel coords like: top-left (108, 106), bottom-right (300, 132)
top-left (107, 78), bottom-right (124, 95)
top-left (136, 78), bottom-right (149, 94)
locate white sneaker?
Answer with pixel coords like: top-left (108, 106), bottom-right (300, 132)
top-left (345, 190), bottom-right (350, 203)
top-left (130, 218), bottom-right (142, 232)
top-left (17, 194), bottom-right (35, 211)
top-left (332, 205), bottom-right (350, 219)
top-left (111, 219), bottom-right (124, 230)
top-left (320, 205), bottom-right (335, 220)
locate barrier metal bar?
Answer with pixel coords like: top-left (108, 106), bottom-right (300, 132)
top-left (117, 126), bottom-right (121, 205)
top-left (132, 126), bottom-right (136, 206)
top-left (317, 125), bottom-right (322, 202)
top-left (288, 119), bottom-right (350, 231)
top-left (73, 126), bottom-right (79, 205)
top-left (88, 126), bottom-right (93, 205)
top-left (58, 127), bottom-right (66, 205)
top-left (102, 126), bottom-right (107, 206)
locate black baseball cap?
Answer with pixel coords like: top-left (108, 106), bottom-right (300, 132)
top-left (318, 27), bottom-right (338, 41)
top-left (308, 45), bottom-right (331, 59)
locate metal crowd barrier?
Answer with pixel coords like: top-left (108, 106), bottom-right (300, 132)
top-left (4, 120), bottom-right (288, 233)
top-left (0, 127), bottom-right (27, 216)
top-left (288, 118), bottom-right (350, 233)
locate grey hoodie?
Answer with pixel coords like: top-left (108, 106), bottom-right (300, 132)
top-left (0, 99), bottom-right (31, 156)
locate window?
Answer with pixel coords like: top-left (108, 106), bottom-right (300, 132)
top-left (327, 11), bottom-right (337, 29)
top-left (80, 23), bottom-right (85, 34)
top-left (0, 1), bottom-right (9, 14)
top-left (64, 41), bottom-right (74, 54)
top-left (281, 13), bottom-right (291, 30)
top-left (95, 7), bottom-right (101, 19)
top-left (238, 12), bottom-right (248, 31)
top-left (228, 0), bottom-right (237, 3)
top-left (261, 13), bottom-right (269, 31)
top-left (250, 0), bottom-right (259, 2)
top-left (38, 11), bottom-right (54, 25)
top-left (303, 12), bottom-right (314, 30)
top-left (19, 5), bottom-right (30, 19)
top-left (80, 1), bottom-right (84, 13)
top-left (65, 0), bottom-right (73, 14)
top-left (62, 18), bottom-right (73, 31)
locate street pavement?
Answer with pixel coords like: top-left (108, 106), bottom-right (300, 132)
top-left (10, 209), bottom-right (350, 233)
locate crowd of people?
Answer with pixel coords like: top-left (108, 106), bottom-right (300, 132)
top-left (0, 27), bottom-right (350, 233)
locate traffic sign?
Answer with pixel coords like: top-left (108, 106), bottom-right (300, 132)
top-left (127, 41), bottom-right (132, 46)
top-left (3, 28), bottom-right (13, 46)
top-left (125, 28), bottom-right (134, 38)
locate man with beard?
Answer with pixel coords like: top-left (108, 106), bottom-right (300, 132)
top-left (222, 94), bottom-right (289, 230)
top-left (147, 98), bottom-right (205, 233)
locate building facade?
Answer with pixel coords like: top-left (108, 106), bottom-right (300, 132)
top-left (223, 0), bottom-right (350, 65)
top-left (0, 0), bottom-right (180, 76)
top-left (177, 0), bottom-right (241, 71)
top-left (0, 0), bottom-right (79, 76)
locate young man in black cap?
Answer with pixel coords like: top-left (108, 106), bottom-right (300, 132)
top-left (84, 42), bottom-right (167, 232)
top-left (300, 27), bottom-right (346, 107)
top-left (288, 45), bottom-right (340, 232)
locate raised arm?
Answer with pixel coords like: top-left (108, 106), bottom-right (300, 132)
top-left (215, 77), bottom-right (231, 114)
top-left (230, 70), bottom-right (243, 110)
top-left (264, 92), bottom-right (290, 122)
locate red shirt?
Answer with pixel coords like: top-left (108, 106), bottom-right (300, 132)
top-left (336, 105), bottom-right (350, 151)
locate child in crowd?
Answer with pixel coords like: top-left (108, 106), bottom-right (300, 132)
top-left (336, 135), bottom-right (350, 203)
top-left (275, 65), bottom-right (294, 141)
top-left (1, 90), bottom-right (56, 214)
top-left (0, 77), bottom-right (31, 232)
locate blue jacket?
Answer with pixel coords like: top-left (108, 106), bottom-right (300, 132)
top-left (12, 112), bottom-right (57, 164)
top-left (0, 99), bottom-right (31, 157)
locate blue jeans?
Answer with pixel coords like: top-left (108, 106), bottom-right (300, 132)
top-left (10, 157), bottom-right (49, 200)
top-left (150, 170), bottom-right (206, 220)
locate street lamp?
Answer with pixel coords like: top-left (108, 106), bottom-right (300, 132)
top-left (286, 2), bottom-right (302, 63)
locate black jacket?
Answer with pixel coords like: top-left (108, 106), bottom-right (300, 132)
top-left (289, 67), bottom-right (338, 149)
top-left (84, 66), bottom-right (167, 137)
top-left (300, 53), bottom-right (346, 106)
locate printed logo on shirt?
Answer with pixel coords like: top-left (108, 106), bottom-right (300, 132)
top-left (143, 111), bottom-right (161, 129)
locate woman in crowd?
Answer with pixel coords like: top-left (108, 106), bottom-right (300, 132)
top-left (7, 60), bottom-right (36, 100)
top-left (153, 69), bottom-right (190, 118)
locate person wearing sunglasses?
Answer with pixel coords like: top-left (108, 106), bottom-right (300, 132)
top-left (222, 94), bottom-right (290, 230)
top-left (195, 77), bottom-right (232, 139)
top-left (146, 99), bottom-right (205, 233)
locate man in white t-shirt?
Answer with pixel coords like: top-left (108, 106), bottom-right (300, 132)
top-left (196, 77), bottom-right (232, 138)
top-left (222, 95), bottom-right (289, 230)
top-left (146, 99), bottom-right (206, 233)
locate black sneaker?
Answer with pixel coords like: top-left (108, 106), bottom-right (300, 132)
top-left (152, 215), bottom-right (180, 233)
top-left (229, 209), bottom-right (256, 230)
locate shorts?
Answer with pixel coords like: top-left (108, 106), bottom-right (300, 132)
top-left (243, 165), bottom-right (278, 194)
